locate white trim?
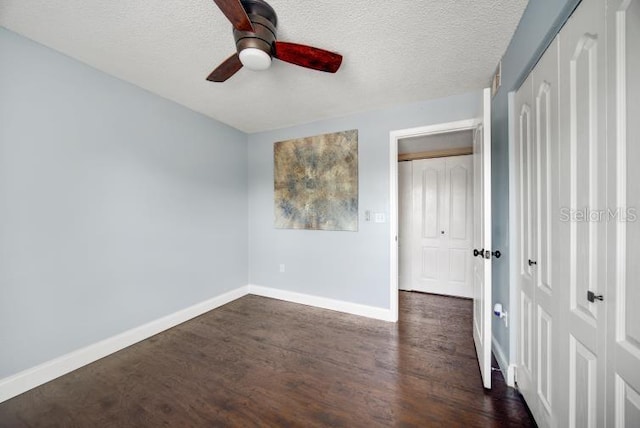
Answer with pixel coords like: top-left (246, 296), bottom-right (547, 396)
top-left (248, 285), bottom-right (394, 322)
top-left (390, 119), bottom-right (478, 140)
top-left (388, 118), bottom-right (478, 324)
top-left (389, 129), bottom-right (400, 322)
top-left (492, 335), bottom-right (516, 387)
top-left (0, 286), bottom-right (249, 404)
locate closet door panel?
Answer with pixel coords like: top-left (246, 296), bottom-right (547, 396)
top-left (607, 0), bottom-right (640, 425)
top-left (445, 156), bottom-right (474, 297)
top-left (531, 36), bottom-right (560, 427)
top-left (412, 159), bottom-right (444, 290)
top-left (558, 0), bottom-right (607, 425)
top-left (515, 73), bottom-right (538, 419)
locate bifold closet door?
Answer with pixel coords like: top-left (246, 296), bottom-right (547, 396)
top-left (514, 71), bottom-right (538, 420)
top-left (558, 0), bottom-right (608, 426)
top-left (514, 37), bottom-right (563, 428)
top-left (606, 0), bottom-right (640, 426)
top-left (411, 156), bottom-right (473, 298)
top-left (532, 36), bottom-right (562, 428)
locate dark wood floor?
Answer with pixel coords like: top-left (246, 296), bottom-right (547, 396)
top-left (0, 292), bottom-right (534, 427)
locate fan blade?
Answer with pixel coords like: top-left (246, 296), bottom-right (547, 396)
top-left (207, 53), bottom-right (243, 82)
top-left (212, 0), bottom-right (254, 32)
top-left (273, 41), bottom-right (342, 73)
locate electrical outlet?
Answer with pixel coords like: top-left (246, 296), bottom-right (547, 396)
top-left (279, 264), bottom-right (285, 273)
top-left (374, 213), bottom-right (386, 223)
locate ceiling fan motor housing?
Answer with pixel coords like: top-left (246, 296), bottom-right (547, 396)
top-left (233, 0), bottom-right (278, 57)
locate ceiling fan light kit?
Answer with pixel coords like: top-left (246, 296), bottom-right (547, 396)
top-left (208, 0), bottom-right (343, 82)
top-left (239, 48), bottom-right (271, 70)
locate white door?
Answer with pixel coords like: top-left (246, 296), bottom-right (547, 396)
top-left (410, 155), bottom-right (473, 298)
top-left (444, 155), bottom-right (474, 298)
top-left (606, 0), bottom-right (640, 426)
top-left (514, 72), bottom-right (538, 417)
top-left (514, 38), bottom-right (562, 428)
top-left (472, 88), bottom-right (492, 389)
top-left (558, 0), bottom-right (608, 425)
top-left (411, 157), bottom-right (446, 294)
top-left (398, 161), bottom-right (413, 291)
top-left (532, 37), bottom-right (563, 428)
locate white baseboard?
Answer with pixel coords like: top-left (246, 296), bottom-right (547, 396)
top-left (0, 284), bottom-right (394, 404)
top-left (248, 284), bottom-right (394, 322)
top-left (0, 285), bottom-right (249, 404)
top-left (492, 335), bottom-right (516, 387)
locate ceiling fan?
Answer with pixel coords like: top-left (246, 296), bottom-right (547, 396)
top-left (207, 0), bottom-right (343, 82)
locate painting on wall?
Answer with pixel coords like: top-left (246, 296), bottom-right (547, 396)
top-left (274, 129), bottom-right (358, 231)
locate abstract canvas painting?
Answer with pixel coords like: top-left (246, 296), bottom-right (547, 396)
top-left (274, 129), bottom-right (358, 231)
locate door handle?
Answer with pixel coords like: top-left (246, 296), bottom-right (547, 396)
top-left (492, 250), bottom-right (501, 259)
top-left (587, 291), bottom-right (603, 303)
top-left (528, 259), bottom-right (537, 266)
top-left (473, 248), bottom-right (484, 257)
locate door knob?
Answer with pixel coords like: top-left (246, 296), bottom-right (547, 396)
top-left (528, 259), bottom-right (537, 266)
top-left (473, 249), bottom-right (479, 257)
top-left (587, 291), bottom-right (604, 303)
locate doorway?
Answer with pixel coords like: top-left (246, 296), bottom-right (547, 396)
top-left (397, 130), bottom-right (475, 298)
top-left (389, 87), bottom-right (494, 389)
top-left (389, 119), bottom-right (477, 322)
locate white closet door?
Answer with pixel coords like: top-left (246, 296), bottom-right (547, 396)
top-left (532, 38), bottom-right (562, 428)
top-left (558, 0), bottom-right (608, 426)
top-left (444, 155), bottom-right (474, 298)
top-left (411, 156), bottom-right (473, 298)
top-left (514, 37), bottom-right (562, 428)
top-left (514, 72), bottom-right (538, 418)
top-left (398, 161), bottom-right (413, 291)
top-left (412, 157), bottom-right (446, 294)
top-left (606, 0), bottom-right (640, 426)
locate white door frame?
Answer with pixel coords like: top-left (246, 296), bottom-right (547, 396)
top-left (389, 118), bottom-right (478, 322)
top-left (506, 91), bottom-right (519, 387)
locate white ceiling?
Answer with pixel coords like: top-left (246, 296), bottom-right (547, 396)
top-left (0, 0), bottom-right (528, 133)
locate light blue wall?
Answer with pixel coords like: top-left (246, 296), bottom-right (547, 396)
top-left (248, 92), bottom-right (481, 309)
top-left (0, 28), bottom-right (248, 378)
top-left (491, 0), bottom-right (581, 361)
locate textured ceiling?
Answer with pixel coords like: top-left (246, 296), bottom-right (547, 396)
top-left (0, 0), bottom-right (528, 133)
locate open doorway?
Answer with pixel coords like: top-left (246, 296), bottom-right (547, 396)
top-left (397, 128), bottom-right (475, 298)
top-left (389, 86), bottom-right (493, 389)
top-left (388, 119), bottom-right (476, 322)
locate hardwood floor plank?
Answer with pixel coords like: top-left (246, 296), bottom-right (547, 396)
top-left (0, 292), bottom-right (534, 427)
